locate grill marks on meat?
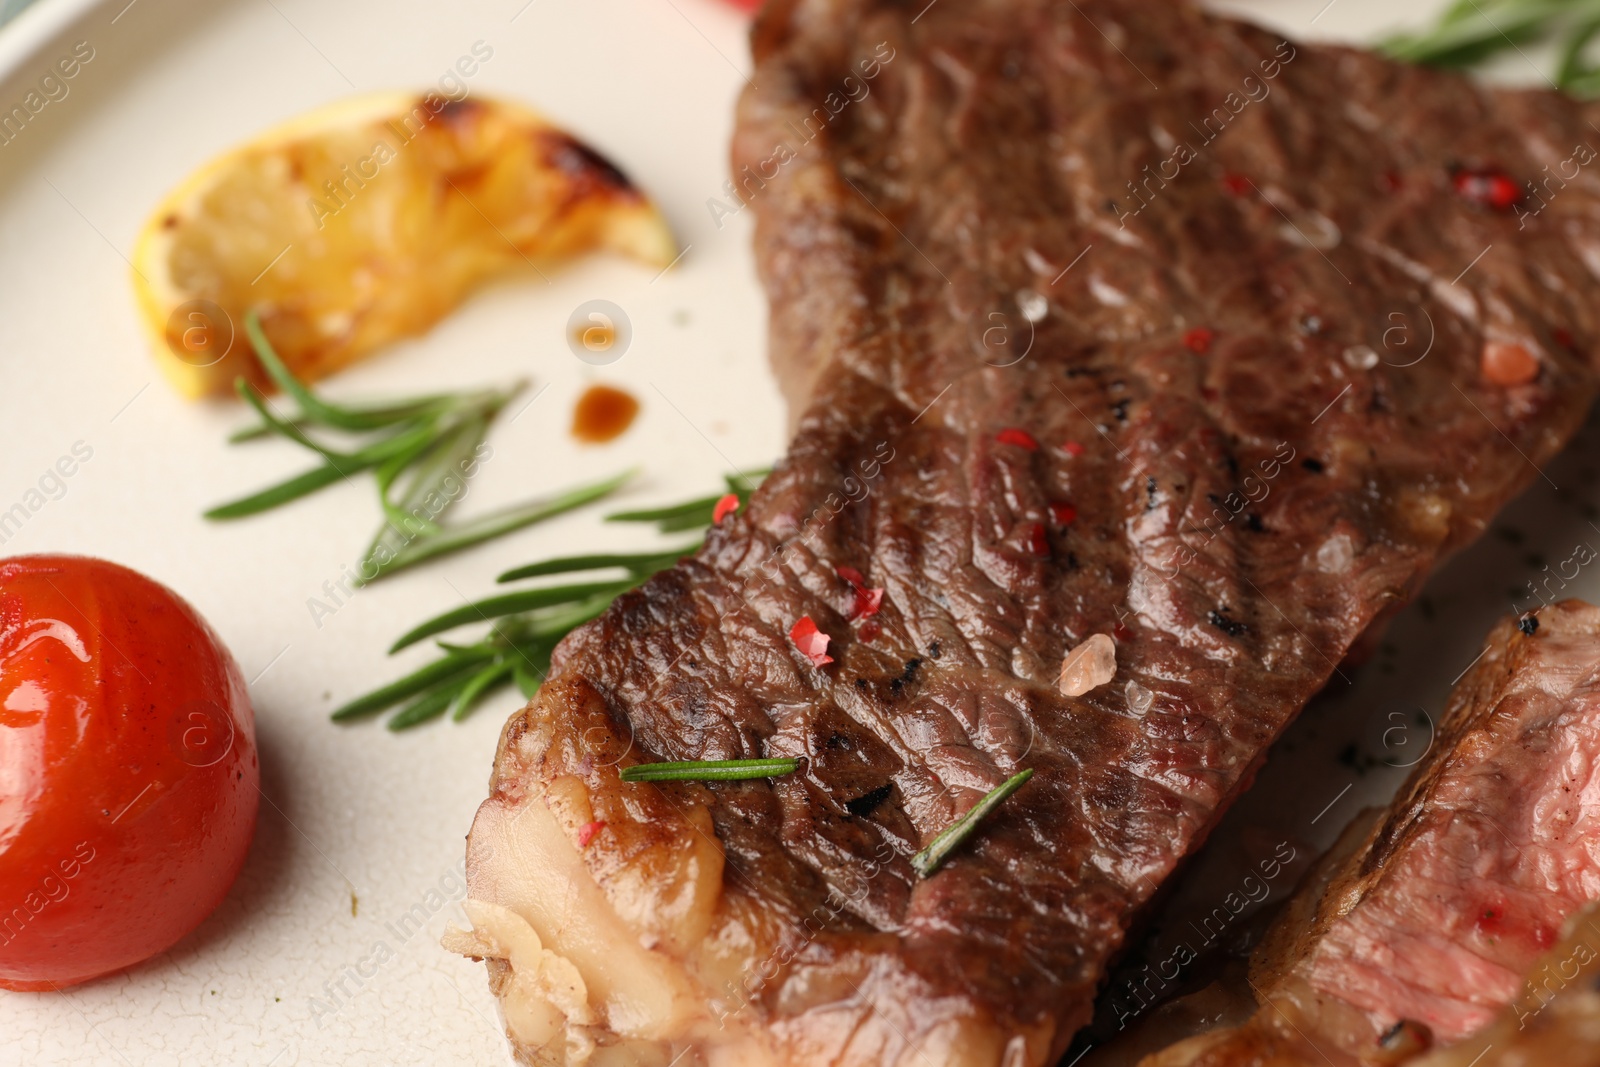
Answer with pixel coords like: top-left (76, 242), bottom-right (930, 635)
top-left (458, 1), bottom-right (1600, 1063)
top-left (1134, 602), bottom-right (1600, 1066)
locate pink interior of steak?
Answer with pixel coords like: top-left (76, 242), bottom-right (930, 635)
top-left (1119, 602), bottom-right (1600, 1067)
top-left (1296, 601), bottom-right (1600, 1043)
top-left (1411, 900), bottom-right (1600, 1067)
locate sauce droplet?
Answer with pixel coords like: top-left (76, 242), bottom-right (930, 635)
top-left (574, 319), bottom-right (616, 352)
top-left (571, 384), bottom-right (639, 443)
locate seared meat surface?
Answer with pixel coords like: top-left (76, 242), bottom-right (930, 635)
top-left (1135, 601), bottom-right (1600, 1066)
top-left (455, 1), bottom-right (1600, 1063)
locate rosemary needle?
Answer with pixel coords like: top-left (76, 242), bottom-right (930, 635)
top-left (206, 308), bottom-right (630, 581)
top-left (618, 758), bottom-right (801, 783)
top-left (1381, 0), bottom-right (1600, 93)
top-left (334, 469), bottom-right (769, 730)
top-left (363, 469), bottom-right (638, 584)
top-left (911, 769), bottom-right (1035, 878)
top-left (388, 579), bottom-right (638, 653)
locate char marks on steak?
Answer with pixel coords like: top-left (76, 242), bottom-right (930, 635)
top-left (456, 1), bottom-right (1600, 1063)
top-left (1131, 601), bottom-right (1600, 1066)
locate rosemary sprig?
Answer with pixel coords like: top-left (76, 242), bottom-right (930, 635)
top-left (911, 769), bottom-right (1035, 878)
top-left (368, 470), bottom-right (636, 582)
top-left (618, 758), bottom-right (801, 782)
top-left (205, 310), bottom-right (630, 581)
top-left (388, 579), bottom-right (640, 653)
top-left (606, 469), bottom-right (765, 532)
top-left (1381, 0), bottom-right (1600, 93)
top-left (332, 469), bottom-right (768, 730)
top-left (497, 547), bottom-right (690, 583)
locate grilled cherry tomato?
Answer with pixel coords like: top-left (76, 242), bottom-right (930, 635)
top-left (0, 555), bottom-right (258, 990)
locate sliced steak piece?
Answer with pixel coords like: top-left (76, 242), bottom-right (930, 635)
top-left (1412, 901), bottom-right (1600, 1067)
top-left (454, 1), bottom-right (1600, 1063)
top-left (1132, 601), bottom-right (1600, 1067)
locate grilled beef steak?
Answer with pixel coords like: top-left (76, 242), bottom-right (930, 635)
top-left (453, 1), bottom-right (1600, 1062)
top-left (1412, 904), bottom-right (1600, 1067)
top-left (1130, 601), bottom-right (1600, 1066)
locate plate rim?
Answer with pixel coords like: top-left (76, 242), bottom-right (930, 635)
top-left (0, 0), bottom-right (109, 84)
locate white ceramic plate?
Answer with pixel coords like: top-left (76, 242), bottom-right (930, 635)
top-left (0, 1), bottom-right (1584, 1064)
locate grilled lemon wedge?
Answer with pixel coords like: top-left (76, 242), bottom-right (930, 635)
top-left (132, 92), bottom-right (676, 398)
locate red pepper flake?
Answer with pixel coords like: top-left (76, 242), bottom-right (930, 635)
top-left (1061, 440), bottom-right (1085, 458)
top-left (1451, 165), bottom-right (1524, 213)
top-left (712, 493), bottom-right (740, 525)
top-left (1554, 327), bottom-right (1576, 351)
top-left (577, 821), bottom-right (606, 847)
top-left (1221, 172), bottom-right (1251, 197)
top-left (996, 427), bottom-right (1040, 451)
top-left (835, 564), bottom-right (866, 587)
top-left (1183, 327), bottom-right (1214, 355)
top-left (1380, 170), bottom-right (1402, 193)
top-left (858, 619), bottom-right (882, 643)
top-left (1049, 501), bottom-right (1078, 527)
top-left (1482, 340), bottom-right (1539, 387)
top-left (789, 615), bottom-right (833, 667)
top-left (852, 586), bottom-right (884, 620)
top-left (1026, 521), bottom-right (1050, 557)
top-left (1113, 620), bottom-right (1132, 641)
top-left (835, 565), bottom-right (883, 620)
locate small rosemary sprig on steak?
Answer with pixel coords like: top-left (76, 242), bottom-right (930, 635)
top-left (332, 469), bottom-right (766, 730)
top-left (618, 758), bottom-right (801, 782)
top-left (911, 769), bottom-right (1035, 878)
top-left (206, 310), bottom-right (629, 582)
top-left (1382, 0), bottom-right (1600, 94)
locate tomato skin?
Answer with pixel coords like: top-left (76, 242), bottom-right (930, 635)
top-left (0, 555), bottom-right (258, 991)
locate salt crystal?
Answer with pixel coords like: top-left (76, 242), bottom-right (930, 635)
top-left (1124, 680), bottom-right (1153, 716)
top-left (1023, 248), bottom-right (1055, 275)
top-left (1317, 533), bottom-right (1354, 573)
top-left (1089, 277), bottom-right (1130, 308)
top-left (1276, 210), bottom-right (1341, 250)
top-left (1018, 290), bottom-right (1049, 323)
top-left (1059, 633), bottom-right (1116, 697)
top-left (1342, 344), bottom-right (1378, 370)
